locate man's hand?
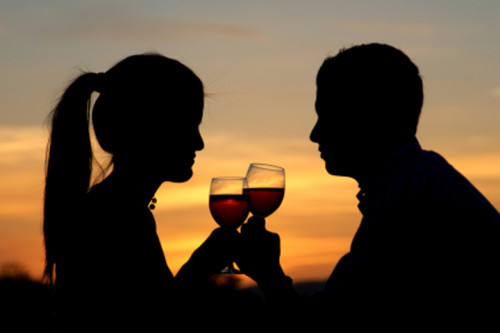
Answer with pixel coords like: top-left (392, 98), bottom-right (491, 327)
top-left (236, 216), bottom-right (285, 283)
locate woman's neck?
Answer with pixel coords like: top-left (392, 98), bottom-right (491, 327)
top-left (104, 166), bottom-right (162, 208)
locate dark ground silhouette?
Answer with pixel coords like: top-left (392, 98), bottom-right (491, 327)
top-left (0, 263), bottom-right (326, 332)
top-left (0, 264), bottom-right (54, 332)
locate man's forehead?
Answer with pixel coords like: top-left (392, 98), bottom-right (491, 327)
top-left (315, 87), bottom-right (342, 109)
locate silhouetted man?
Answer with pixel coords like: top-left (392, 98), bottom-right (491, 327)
top-left (236, 43), bottom-right (500, 330)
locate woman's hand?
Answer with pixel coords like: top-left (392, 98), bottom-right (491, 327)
top-left (176, 227), bottom-right (239, 281)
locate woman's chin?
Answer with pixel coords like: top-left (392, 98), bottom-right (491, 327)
top-left (165, 168), bottom-right (193, 183)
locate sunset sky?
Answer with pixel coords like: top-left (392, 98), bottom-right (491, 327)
top-left (1, 0), bottom-right (499, 285)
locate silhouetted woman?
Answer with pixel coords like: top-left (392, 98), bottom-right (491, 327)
top-left (43, 53), bottom-right (235, 332)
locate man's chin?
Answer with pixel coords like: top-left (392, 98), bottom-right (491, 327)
top-left (325, 162), bottom-right (351, 178)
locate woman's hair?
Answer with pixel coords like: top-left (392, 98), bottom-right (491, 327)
top-left (43, 53), bottom-right (204, 282)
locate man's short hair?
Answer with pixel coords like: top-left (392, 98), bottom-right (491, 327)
top-left (316, 43), bottom-right (424, 138)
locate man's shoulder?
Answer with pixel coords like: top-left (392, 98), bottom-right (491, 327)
top-left (402, 147), bottom-right (467, 192)
top-left (399, 147), bottom-right (499, 220)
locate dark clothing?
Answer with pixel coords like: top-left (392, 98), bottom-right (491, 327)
top-left (316, 140), bottom-right (500, 329)
top-left (55, 182), bottom-right (174, 332)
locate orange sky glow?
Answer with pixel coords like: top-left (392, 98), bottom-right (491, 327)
top-left (1, 1), bottom-right (499, 286)
top-left (1, 125), bottom-right (499, 286)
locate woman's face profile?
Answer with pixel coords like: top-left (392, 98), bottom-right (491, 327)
top-left (134, 96), bottom-right (205, 183)
top-left (157, 119), bottom-right (204, 183)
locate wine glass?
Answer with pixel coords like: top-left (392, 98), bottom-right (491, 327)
top-left (244, 163), bottom-right (285, 218)
top-left (209, 177), bottom-right (249, 274)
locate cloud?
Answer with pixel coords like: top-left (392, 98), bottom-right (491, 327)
top-left (491, 86), bottom-right (500, 97)
top-left (446, 152), bottom-right (500, 180)
top-left (1, 4), bottom-right (260, 45)
top-left (0, 125), bottom-right (46, 219)
top-left (0, 125), bottom-right (47, 163)
top-left (60, 19), bottom-right (260, 44)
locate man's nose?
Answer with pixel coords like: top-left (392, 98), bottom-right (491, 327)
top-left (310, 121), bottom-right (320, 143)
top-left (195, 133), bottom-right (204, 151)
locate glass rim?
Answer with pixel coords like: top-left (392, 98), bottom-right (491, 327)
top-left (211, 176), bottom-right (247, 181)
top-left (248, 163), bottom-right (284, 172)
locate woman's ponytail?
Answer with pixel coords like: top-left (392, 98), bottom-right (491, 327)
top-left (43, 72), bottom-right (101, 282)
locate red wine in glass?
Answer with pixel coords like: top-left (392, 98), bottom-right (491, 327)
top-left (209, 194), bottom-right (249, 228)
top-left (209, 177), bottom-right (249, 274)
top-left (245, 163), bottom-right (285, 218)
top-left (243, 188), bottom-right (284, 218)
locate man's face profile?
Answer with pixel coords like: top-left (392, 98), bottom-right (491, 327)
top-left (310, 85), bottom-right (365, 178)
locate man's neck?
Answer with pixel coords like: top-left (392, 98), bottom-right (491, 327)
top-left (355, 137), bottom-right (419, 191)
